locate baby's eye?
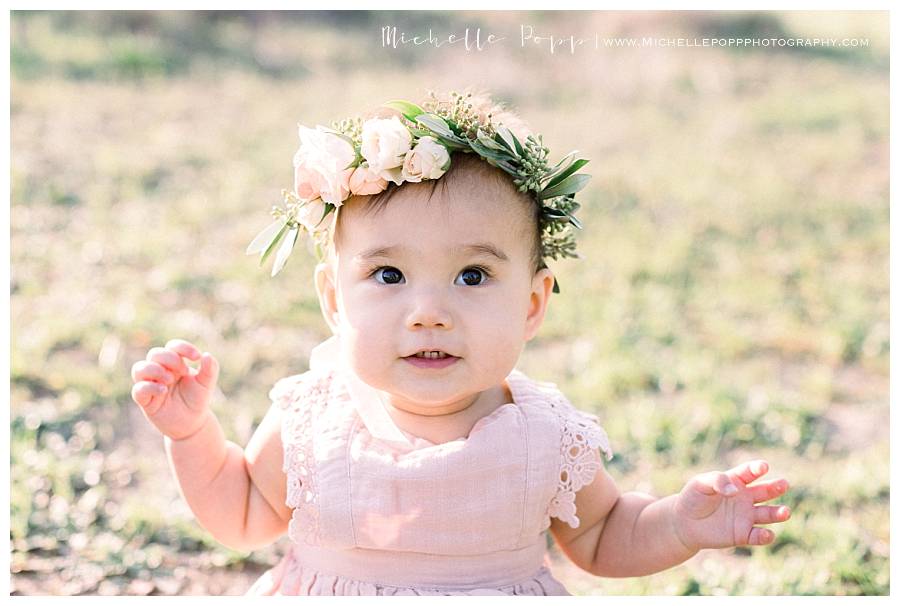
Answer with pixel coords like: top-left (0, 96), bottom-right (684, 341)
top-left (372, 266), bottom-right (405, 285)
top-left (455, 266), bottom-right (490, 286)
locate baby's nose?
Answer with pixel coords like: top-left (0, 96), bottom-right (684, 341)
top-left (405, 291), bottom-right (453, 330)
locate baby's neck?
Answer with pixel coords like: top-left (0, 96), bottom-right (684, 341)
top-left (382, 382), bottom-right (514, 445)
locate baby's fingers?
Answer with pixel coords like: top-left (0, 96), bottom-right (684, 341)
top-left (146, 347), bottom-right (191, 378)
top-left (749, 478), bottom-right (790, 504)
top-left (688, 470), bottom-right (738, 497)
top-left (746, 527), bottom-right (776, 546)
top-left (752, 504), bottom-right (792, 525)
top-left (165, 339), bottom-right (202, 362)
top-left (727, 459), bottom-right (769, 487)
top-left (131, 381), bottom-right (167, 414)
top-left (131, 360), bottom-right (175, 385)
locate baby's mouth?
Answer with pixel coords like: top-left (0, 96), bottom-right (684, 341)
top-left (402, 350), bottom-right (461, 369)
top-left (404, 350), bottom-right (459, 360)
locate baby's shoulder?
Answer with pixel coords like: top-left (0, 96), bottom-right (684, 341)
top-left (268, 367), bottom-right (338, 411)
top-left (510, 370), bottom-right (613, 462)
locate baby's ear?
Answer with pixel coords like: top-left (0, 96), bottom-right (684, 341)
top-left (524, 267), bottom-right (554, 341)
top-left (314, 262), bottom-right (341, 335)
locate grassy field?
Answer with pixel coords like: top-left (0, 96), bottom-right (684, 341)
top-left (9, 10), bottom-right (889, 596)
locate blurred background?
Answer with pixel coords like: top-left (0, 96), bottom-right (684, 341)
top-left (9, 10), bottom-right (889, 596)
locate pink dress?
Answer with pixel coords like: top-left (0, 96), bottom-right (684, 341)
top-left (246, 337), bottom-right (613, 596)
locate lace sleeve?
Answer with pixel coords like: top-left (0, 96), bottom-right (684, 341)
top-left (546, 400), bottom-right (613, 530)
top-left (271, 370), bottom-right (331, 545)
top-left (269, 373), bottom-right (309, 410)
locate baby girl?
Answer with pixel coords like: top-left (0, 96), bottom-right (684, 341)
top-left (130, 90), bottom-right (791, 595)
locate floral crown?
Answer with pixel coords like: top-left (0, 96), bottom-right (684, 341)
top-left (246, 92), bottom-right (590, 293)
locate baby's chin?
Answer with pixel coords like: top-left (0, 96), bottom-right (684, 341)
top-left (373, 380), bottom-right (472, 408)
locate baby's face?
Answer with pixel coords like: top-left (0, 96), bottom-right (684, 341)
top-left (315, 177), bottom-right (554, 414)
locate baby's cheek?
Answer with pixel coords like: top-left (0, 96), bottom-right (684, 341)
top-left (477, 321), bottom-right (526, 376)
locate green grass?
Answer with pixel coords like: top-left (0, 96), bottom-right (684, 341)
top-left (10, 10), bottom-right (888, 596)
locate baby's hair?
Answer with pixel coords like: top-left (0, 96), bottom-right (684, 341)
top-left (333, 88), bottom-right (545, 275)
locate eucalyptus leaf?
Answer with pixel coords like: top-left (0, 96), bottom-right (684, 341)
top-left (541, 207), bottom-right (571, 222)
top-left (259, 222), bottom-right (289, 267)
top-left (539, 173), bottom-right (591, 200)
top-left (568, 214), bottom-right (583, 229)
top-left (434, 136), bottom-right (469, 151)
top-left (494, 126), bottom-right (519, 155)
top-left (544, 151), bottom-right (576, 178)
top-left (246, 220), bottom-right (284, 255)
top-left (416, 114), bottom-right (454, 138)
top-left (510, 131), bottom-right (525, 156)
top-left (545, 158), bottom-right (589, 189)
top-left (316, 204), bottom-right (336, 230)
top-left (469, 139), bottom-right (512, 163)
top-left (476, 133), bottom-right (508, 153)
top-left (382, 100), bottom-right (426, 123)
top-left (493, 161), bottom-right (519, 177)
top-left (270, 227), bottom-right (299, 277)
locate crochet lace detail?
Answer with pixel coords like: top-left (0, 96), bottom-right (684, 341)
top-left (543, 391), bottom-right (613, 530)
top-left (270, 370), bottom-right (332, 546)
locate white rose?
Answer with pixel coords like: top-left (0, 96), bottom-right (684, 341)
top-left (293, 125), bottom-right (356, 206)
top-left (400, 136), bottom-right (451, 183)
top-left (359, 116), bottom-right (412, 185)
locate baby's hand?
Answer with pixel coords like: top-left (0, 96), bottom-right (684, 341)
top-left (672, 459), bottom-right (791, 552)
top-left (130, 339), bottom-right (220, 441)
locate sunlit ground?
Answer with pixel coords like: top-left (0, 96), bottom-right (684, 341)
top-left (10, 10), bottom-right (889, 595)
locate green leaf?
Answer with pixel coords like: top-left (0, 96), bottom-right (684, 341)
top-left (493, 161), bottom-right (519, 176)
top-left (539, 173), bottom-right (592, 200)
top-left (382, 100), bottom-right (426, 123)
top-left (541, 207), bottom-right (570, 222)
top-left (494, 126), bottom-right (521, 156)
top-left (416, 114), bottom-right (458, 140)
top-left (270, 227), bottom-right (299, 277)
top-left (546, 158), bottom-right (589, 189)
top-left (433, 135), bottom-right (469, 151)
top-left (246, 220), bottom-right (284, 255)
top-left (543, 152), bottom-right (577, 182)
top-left (507, 130), bottom-right (526, 156)
top-left (469, 139), bottom-right (512, 163)
top-left (546, 150), bottom-right (575, 173)
top-left (476, 128), bottom-right (508, 152)
top-left (477, 135), bottom-right (508, 153)
top-left (259, 222), bottom-right (289, 267)
top-left (317, 204), bottom-right (336, 229)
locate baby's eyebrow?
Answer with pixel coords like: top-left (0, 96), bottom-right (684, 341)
top-left (354, 243), bottom-right (509, 263)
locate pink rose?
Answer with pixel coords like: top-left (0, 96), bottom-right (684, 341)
top-left (296, 198), bottom-right (329, 233)
top-left (400, 136), bottom-right (451, 183)
top-left (348, 165), bottom-right (389, 196)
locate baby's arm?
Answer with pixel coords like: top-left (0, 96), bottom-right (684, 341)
top-left (165, 402), bottom-right (291, 551)
top-left (132, 339), bottom-right (291, 551)
top-left (550, 458), bottom-right (791, 577)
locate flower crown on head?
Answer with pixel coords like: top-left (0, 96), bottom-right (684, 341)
top-left (246, 91), bottom-right (590, 293)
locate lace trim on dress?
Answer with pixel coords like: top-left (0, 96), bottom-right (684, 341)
top-left (270, 370), bottom-right (332, 546)
top-left (543, 390), bottom-right (613, 530)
